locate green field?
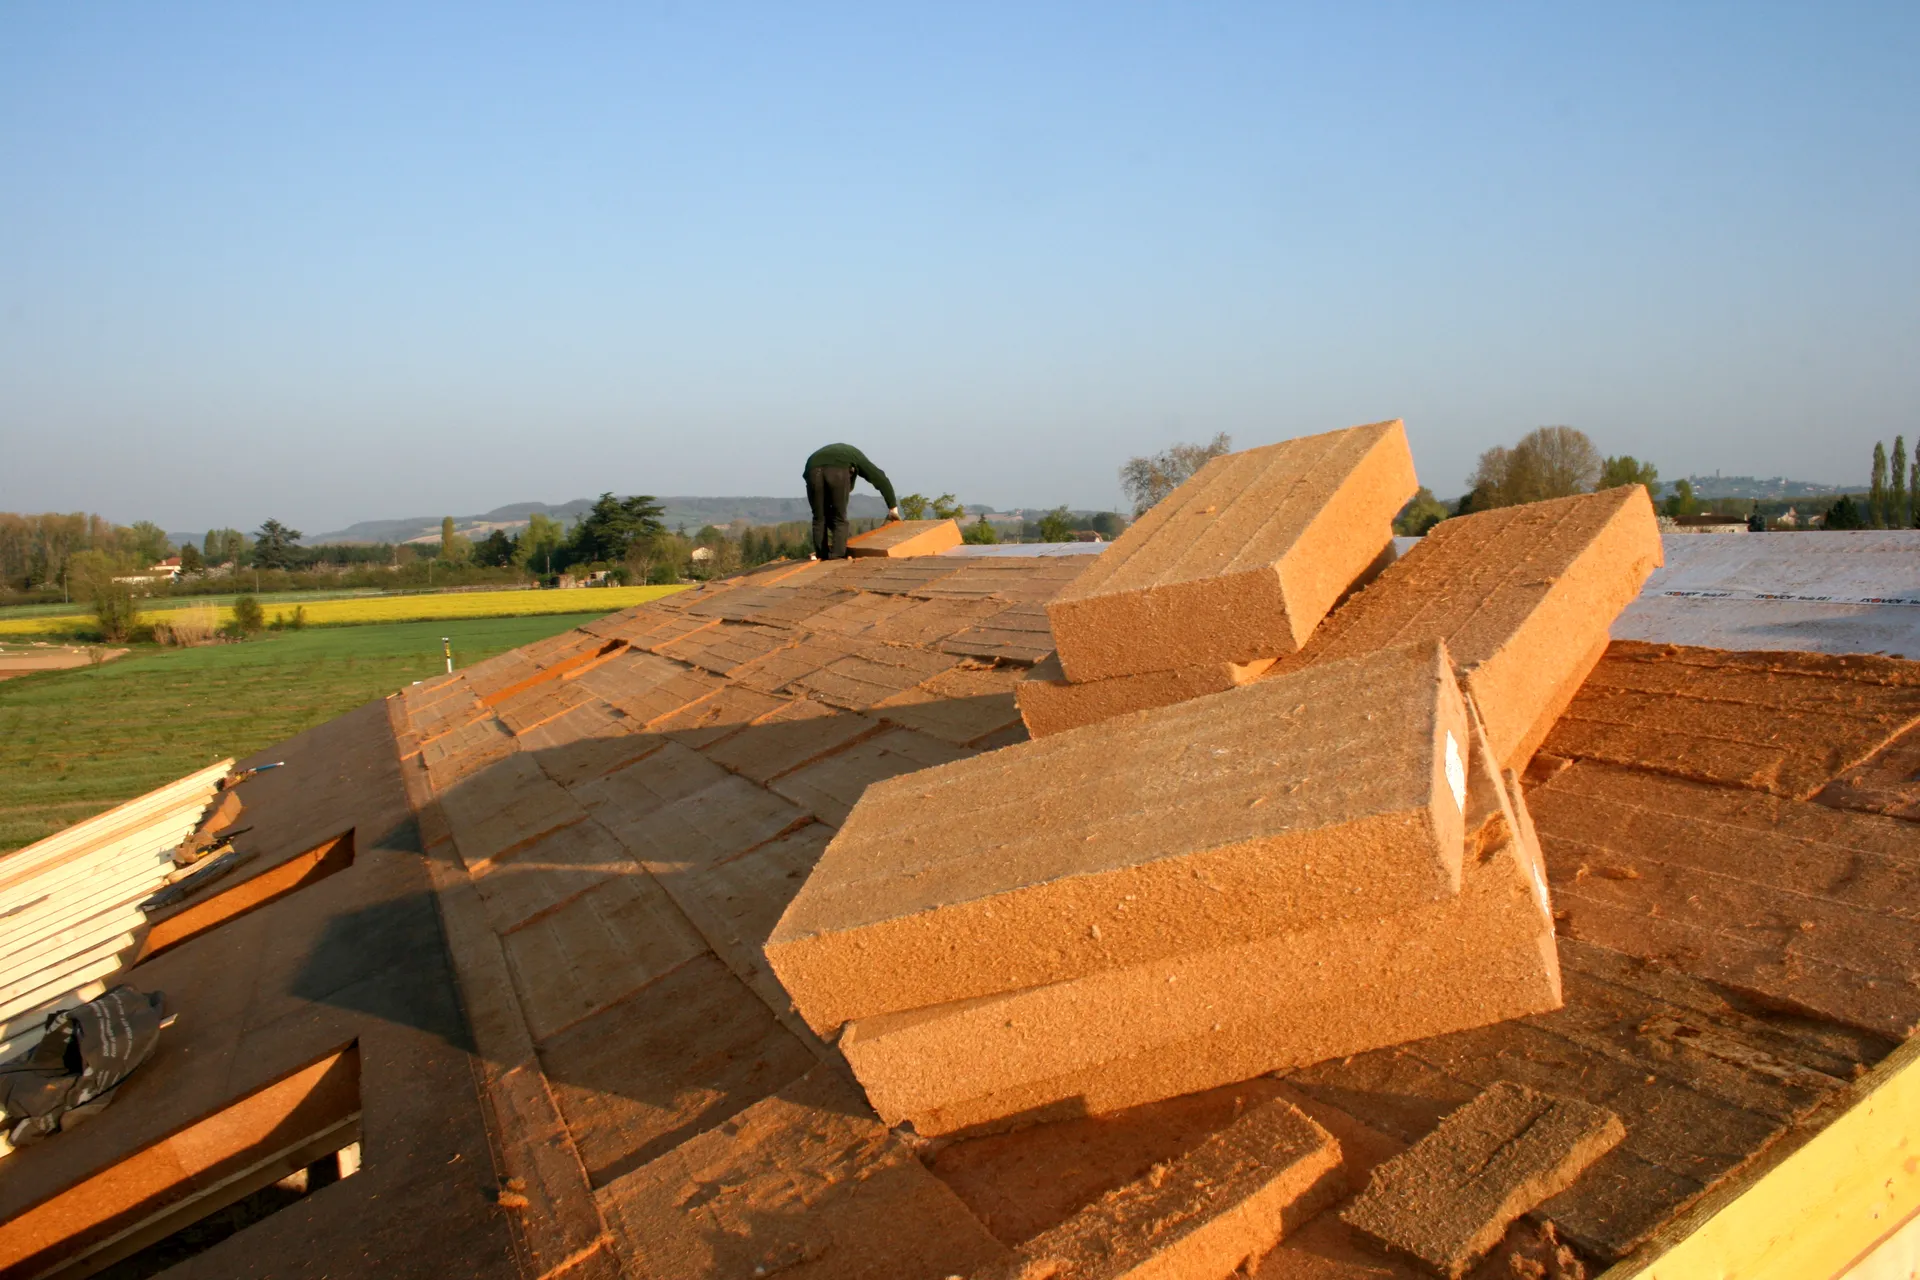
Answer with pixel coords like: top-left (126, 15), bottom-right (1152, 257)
top-left (0, 587), bottom-right (395, 619)
top-left (0, 613), bottom-right (604, 852)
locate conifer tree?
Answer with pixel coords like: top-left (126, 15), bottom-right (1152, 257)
top-left (1892, 436), bottom-right (1909, 530)
top-left (1869, 442), bottom-right (1889, 528)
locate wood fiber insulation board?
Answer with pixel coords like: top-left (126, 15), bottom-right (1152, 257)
top-left (467, 815), bottom-right (635, 934)
top-left (682, 583), bottom-right (807, 622)
top-left (729, 633), bottom-right (868, 694)
top-left (804, 591), bottom-right (922, 639)
top-left (405, 683), bottom-right (485, 742)
top-left (702, 700), bottom-right (883, 784)
top-left (517, 701), bottom-right (670, 791)
top-left (1046, 420), bottom-right (1415, 682)
top-left (580, 605), bottom-right (710, 647)
top-left (1596, 1031), bottom-right (1920, 1280)
top-left (655, 621), bottom-right (798, 676)
top-left (974, 1097), bottom-right (1344, 1280)
top-left (650, 684), bottom-right (789, 749)
top-left (387, 702), bottom-right (609, 1279)
top-left (1340, 1082), bottom-right (1623, 1278)
top-left (594, 1065), bottom-right (1007, 1280)
top-left (1015, 649), bottom-right (1277, 738)
top-left (938, 601), bottom-right (1059, 665)
top-left (570, 649), bottom-right (724, 725)
top-left (1530, 758), bottom-right (1920, 1039)
top-left (915, 556), bottom-right (1091, 601)
top-left (767, 643), bottom-right (1472, 1035)
top-left (579, 603), bottom-right (676, 642)
top-left (480, 635), bottom-right (627, 709)
top-left (876, 664), bottom-right (1026, 746)
top-left (433, 750), bottom-right (588, 873)
top-left (537, 951), bottom-right (818, 1187)
top-left (835, 710), bottom-right (1560, 1135)
top-left (419, 715), bottom-right (513, 786)
top-left (491, 676), bottom-right (596, 736)
top-left (792, 642), bottom-right (964, 710)
top-left (850, 557), bottom-right (970, 596)
top-left (864, 595), bottom-right (1007, 646)
top-left (451, 648), bottom-right (542, 703)
top-left (500, 869), bottom-right (707, 1042)
top-left (1541, 641), bottom-right (1920, 801)
top-left (1270, 485), bottom-right (1663, 773)
top-left (927, 1076), bottom-right (1304, 1247)
top-left (646, 822), bottom-right (839, 1051)
top-left (1817, 719), bottom-right (1920, 820)
top-left (1281, 929), bottom-right (1882, 1266)
top-left (767, 726), bottom-right (974, 827)
top-left (519, 626), bottom-right (615, 669)
top-left (749, 581), bottom-right (862, 627)
top-left (568, 740), bottom-right (735, 832)
top-left (605, 775), bottom-right (810, 875)
top-left (846, 517), bottom-right (964, 557)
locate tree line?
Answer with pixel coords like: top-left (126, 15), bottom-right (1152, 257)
top-left (461, 492), bottom-right (1129, 586)
top-left (1825, 436), bottom-right (1918, 530)
top-left (1123, 426), bottom-right (1920, 536)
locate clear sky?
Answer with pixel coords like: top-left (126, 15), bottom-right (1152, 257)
top-left (3, 3), bottom-right (1916, 532)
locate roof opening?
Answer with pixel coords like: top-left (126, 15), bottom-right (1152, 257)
top-left (0, 1042), bottom-right (361, 1278)
top-left (134, 830), bottom-right (355, 964)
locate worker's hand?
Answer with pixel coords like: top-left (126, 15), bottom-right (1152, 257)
top-left (886, 507), bottom-right (902, 522)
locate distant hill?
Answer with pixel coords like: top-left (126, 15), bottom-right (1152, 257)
top-left (304, 495), bottom-right (898, 545)
top-left (1677, 475), bottom-right (1865, 500)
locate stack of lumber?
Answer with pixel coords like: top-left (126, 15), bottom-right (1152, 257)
top-left (0, 761), bottom-right (232, 1064)
top-left (767, 426), bottom-right (1665, 1136)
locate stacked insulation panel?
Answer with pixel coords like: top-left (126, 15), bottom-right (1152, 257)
top-left (767, 424), bottom-right (1664, 1135)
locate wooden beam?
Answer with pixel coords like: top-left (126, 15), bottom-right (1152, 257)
top-left (1602, 1033), bottom-right (1920, 1280)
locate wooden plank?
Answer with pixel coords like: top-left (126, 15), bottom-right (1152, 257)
top-left (0, 760), bottom-right (229, 891)
top-left (0, 808), bottom-right (201, 915)
top-left (1602, 1033), bottom-right (1920, 1280)
top-left (0, 849), bottom-right (176, 952)
top-left (0, 982), bottom-right (104, 1061)
top-left (0, 953), bottom-right (127, 1029)
top-left (0, 901), bottom-right (150, 990)
top-left (0, 935), bottom-right (134, 1010)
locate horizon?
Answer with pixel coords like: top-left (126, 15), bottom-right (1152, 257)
top-left (3, 5), bottom-right (1916, 531)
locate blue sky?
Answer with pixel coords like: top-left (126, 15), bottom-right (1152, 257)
top-left (2, 3), bottom-right (1915, 532)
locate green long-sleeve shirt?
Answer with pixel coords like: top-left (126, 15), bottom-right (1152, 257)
top-left (804, 443), bottom-right (897, 509)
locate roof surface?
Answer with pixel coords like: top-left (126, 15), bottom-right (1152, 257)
top-left (4, 538), bottom-right (1917, 1278)
top-left (390, 549), bottom-right (1919, 1278)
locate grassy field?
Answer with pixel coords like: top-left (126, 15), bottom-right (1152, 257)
top-left (0, 612), bottom-right (614, 852)
top-left (0, 585), bottom-right (684, 639)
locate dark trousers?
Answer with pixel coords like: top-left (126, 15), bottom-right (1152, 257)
top-left (806, 465), bottom-right (854, 559)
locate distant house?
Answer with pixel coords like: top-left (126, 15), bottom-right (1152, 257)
top-left (1671, 515), bottom-right (1749, 535)
top-left (112, 558), bottom-right (184, 588)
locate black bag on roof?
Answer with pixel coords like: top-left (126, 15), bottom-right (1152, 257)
top-left (0, 985), bottom-right (168, 1147)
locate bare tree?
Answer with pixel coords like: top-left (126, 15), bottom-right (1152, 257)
top-left (1464, 426), bottom-right (1602, 509)
top-left (1119, 433), bottom-right (1233, 516)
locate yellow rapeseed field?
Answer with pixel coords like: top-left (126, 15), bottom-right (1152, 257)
top-left (0, 585), bottom-right (688, 638)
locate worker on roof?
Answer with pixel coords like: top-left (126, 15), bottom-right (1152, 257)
top-left (804, 443), bottom-right (900, 560)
